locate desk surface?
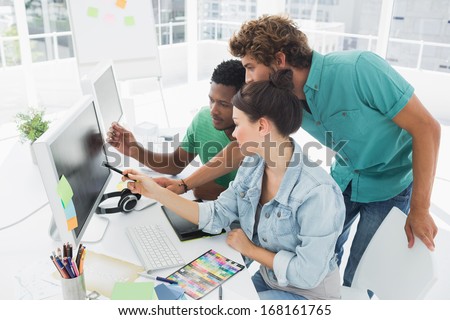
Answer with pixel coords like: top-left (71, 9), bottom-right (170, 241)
top-left (0, 145), bottom-right (258, 300)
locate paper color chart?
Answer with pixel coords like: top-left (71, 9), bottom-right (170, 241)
top-left (167, 249), bottom-right (244, 299)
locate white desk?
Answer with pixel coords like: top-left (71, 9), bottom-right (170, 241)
top-left (0, 142), bottom-right (258, 300)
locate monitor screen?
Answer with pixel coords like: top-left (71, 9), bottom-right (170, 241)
top-left (50, 101), bottom-right (110, 238)
top-left (82, 62), bottom-right (123, 132)
top-left (34, 96), bottom-right (111, 245)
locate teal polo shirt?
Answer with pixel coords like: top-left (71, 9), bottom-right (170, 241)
top-left (302, 51), bottom-right (414, 203)
top-left (180, 106), bottom-right (237, 188)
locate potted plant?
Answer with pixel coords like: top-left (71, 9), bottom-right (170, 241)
top-left (15, 108), bottom-right (50, 164)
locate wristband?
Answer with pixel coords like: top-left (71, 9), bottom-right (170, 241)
top-left (178, 179), bottom-right (189, 193)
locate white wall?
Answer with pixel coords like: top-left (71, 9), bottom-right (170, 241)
top-left (0, 66), bottom-right (29, 124)
top-left (395, 66), bottom-right (450, 125)
top-left (197, 41), bottom-right (235, 80)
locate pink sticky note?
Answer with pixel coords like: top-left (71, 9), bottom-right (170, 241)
top-left (105, 13), bottom-right (115, 23)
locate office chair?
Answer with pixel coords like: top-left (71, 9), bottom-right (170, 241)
top-left (340, 206), bottom-right (438, 299)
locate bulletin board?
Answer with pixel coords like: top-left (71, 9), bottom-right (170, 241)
top-left (67, 0), bottom-right (161, 81)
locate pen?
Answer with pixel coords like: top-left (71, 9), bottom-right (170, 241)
top-left (50, 255), bottom-right (65, 278)
top-left (138, 273), bottom-right (178, 285)
top-left (79, 248), bottom-right (86, 274)
top-left (54, 256), bottom-right (70, 279)
top-left (219, 285), bottom-right (223, 300)
top-left (63, 259), bottom-right (75, 278)
top-left (102, 162), bottom-right (136, 181)
top-left (75, 245), bottom-right (84, 269)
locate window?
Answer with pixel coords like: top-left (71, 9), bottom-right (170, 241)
top-left (0, 0), bottom-right (20, 66)
top-left (286, 0), bottom-right (382, 53)
top-left (198, 0), bottom-right (257, 41)
top-left (25, 0), bottom-right (73, 62)
top-left (152, 0), bottom-right (186, 45)
top-left (387, 0), bottom-right (450, 72)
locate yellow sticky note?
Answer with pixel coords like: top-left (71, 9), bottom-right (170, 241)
top-left (67, 216), bottom-right (78, 231)
top-left (57, 175), bottom-right (73, 208)
top-left (116, 0), bottom-right (127, 9)
top-left (116, 180), bottom-right (126, 191)
top-left (87, 7), bottom-right (99, 18)
top-left (124, 16), bottom-right (135, 26)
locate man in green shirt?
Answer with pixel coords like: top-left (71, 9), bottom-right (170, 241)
top-left (107, 59), bottom-right (245, 200)
top-left (157, 15), bottom-right (441, 288)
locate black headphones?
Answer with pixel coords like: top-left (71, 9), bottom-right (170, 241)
top-left (96, 188), bottom-right (142, 214)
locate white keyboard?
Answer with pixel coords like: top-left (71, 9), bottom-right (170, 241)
top-left (126, 224), bottom-right (185, 272)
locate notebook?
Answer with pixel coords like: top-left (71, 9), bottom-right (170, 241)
top-left (161, 205), bottom-right (225, 241)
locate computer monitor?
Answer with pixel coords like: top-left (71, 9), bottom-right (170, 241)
top-left (33, 95), bottom-right (111, 245)
top-left (80, 60), bottom-right (123, 133)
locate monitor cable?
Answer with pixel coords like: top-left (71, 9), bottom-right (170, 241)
top-left (0, 202), bottom-right (49, 232)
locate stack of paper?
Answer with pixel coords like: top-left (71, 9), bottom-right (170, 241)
top-left (84, 251), bottom-right (144, 298)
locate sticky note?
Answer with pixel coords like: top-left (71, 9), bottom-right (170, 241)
top-left (116, 0), bottom-right (127, 9)
top-left (57, 175), bottom-right (73, 208)
top-left (155, 284), bottom-right (184, 300)
top-left (67, 216), bottom-right (78, 231)
top-left (116, 180), bottom-right (126, 191)
top-left (63, 199), bottom-right (77, 219)
top-left (105, 13), bottom-right (115, 24)
top-left (124, 16), bottom-right (135, 26)
top-left (111, 282), bottom-right (157, 300)
top-left (87, 7), bottom-right (99, 18)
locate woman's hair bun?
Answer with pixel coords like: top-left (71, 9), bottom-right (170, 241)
top-left (269, 69), bottom-right (294, 91)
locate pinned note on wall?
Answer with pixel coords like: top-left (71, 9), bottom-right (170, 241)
top-left (116, 0), bottom-right (127, 9)
top-left (105, 13), bottom-right (115, 24)
top-left (87, 7), bottom-right (99, 18)
top-left (124, 16), bottom-right (135, 26)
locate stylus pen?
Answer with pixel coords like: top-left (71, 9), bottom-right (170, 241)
top-left (102, 162), bottom-right (136, 182)
top-left (219, 285), bottom-right (223, 300)
top-left (138, 273), bottom-right (178, 285)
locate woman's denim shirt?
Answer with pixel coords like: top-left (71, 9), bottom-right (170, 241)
top-left (198, 140), bottom-right (345, 289)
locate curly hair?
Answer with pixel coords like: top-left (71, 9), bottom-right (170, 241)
top-left (232, 69), bottom-right (302, 137)
top-left (211, 59), bottom-right (246, 92)
top-left (229, 15), bottom-right (312, 69)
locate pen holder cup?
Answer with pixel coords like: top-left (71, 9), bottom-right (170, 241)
top-left (61, 274), bottom-right (86, 300)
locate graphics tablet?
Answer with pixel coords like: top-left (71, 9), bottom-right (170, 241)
top-left (161, 205), bottom-right (225, 241)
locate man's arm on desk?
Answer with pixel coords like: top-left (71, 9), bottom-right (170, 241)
top-left (153, 141), bottom-right (244, 195)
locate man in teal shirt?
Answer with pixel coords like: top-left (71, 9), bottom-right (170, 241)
top-left (107, 59), bottom-right (245, 200)
top-left (162, 15), bottom-right (440, 288)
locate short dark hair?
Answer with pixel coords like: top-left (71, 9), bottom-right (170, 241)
top-left (232, 69), bottom-right (302, 137)
top-left (229, 15), bottom-right (312, 69)
top-left (211, 59), bottom-right (246, 92)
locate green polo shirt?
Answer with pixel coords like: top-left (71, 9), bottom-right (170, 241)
top-left (302, 51), bottom-right (414, 203)
top-left (180, 106), bottom-right (237, 188)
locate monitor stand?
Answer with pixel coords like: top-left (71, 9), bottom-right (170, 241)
top-left (48, 214), bottom-right (109, 243)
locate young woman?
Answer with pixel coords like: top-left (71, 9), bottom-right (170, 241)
top-left (123, 69), bottom-right (345, 300)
